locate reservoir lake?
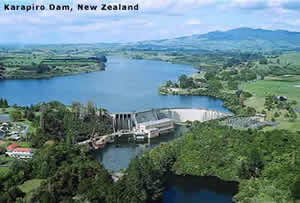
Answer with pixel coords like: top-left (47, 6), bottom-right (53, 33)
top-left (0, 56), bottom-right (236, 202)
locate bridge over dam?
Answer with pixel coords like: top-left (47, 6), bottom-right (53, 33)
top-left (110, 108), bottom-right (232, 131)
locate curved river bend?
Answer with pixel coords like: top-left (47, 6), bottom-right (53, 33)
top-left (0, 56), bottom-right (235, 202)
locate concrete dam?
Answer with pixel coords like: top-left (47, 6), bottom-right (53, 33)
top-left (110, 108), bottom-right (232, 131)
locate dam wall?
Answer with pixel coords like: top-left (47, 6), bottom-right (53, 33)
top-left (110, 108), bottom-right (232, 131)
top-left (158, 108), bottom-right (231, 122)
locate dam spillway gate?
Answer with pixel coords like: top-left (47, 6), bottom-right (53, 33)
top-left (110, 108), bottom-right (232, 132)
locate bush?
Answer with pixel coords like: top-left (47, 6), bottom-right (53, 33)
top-left (291, 176), bottom-right (300, 200)
top-left (0, 146), bottom-right (6, 155)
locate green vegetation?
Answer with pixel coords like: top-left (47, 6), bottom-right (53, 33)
top-left (242, 75), bottom-right (300, 131)
top-left (0, 99), bottom-right (9, 108)
top-left (0, 50), bottom-right (107, 79)
top-left (18, 179), bottom-right (44, 201)
top-left (147, 121), bottom-right (300, 202)
top-left (158, 51), bottom-right (300, 132)
top-left (0, 96), bottom-right (299, 203)
top-left (0, 101), bottom-right (114, 202)
top-left (1, 28), bottom-right (300, 202)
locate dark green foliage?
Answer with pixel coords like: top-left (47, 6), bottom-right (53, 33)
top-left (9, 110), bottom-right (23, 121)
top-left (228, 80), bottom-right (239, 90)
top-left (0, 98), bottom-right (9, 108)
top-left (204, 71), bottom-right (217, 80)
top-left (266, 64), bottom-right (300, 76)
top-left (239, 147), bottom-right (264, 179)
top-left (32, 147), bottom-right (113, 202)
top-left (207, 80), bottom-right (223, 92)
top-left (178, 74), bottom-right (195, 89)
top-left (36, 64), bottom-right (50, 74)
top-left (0, 146), bottom-right (6, 155)
top-left (274, 112), bottom-right (280, 118)
top-left (31, 101), bottom-right (113, 147)
top-left (259, 57), bottom-right (268, 64)
top-left (112, 155), bottom-right (164, 203)
top-left (165, 80), bottom-right (174, 88)
top-left (0, 186), bottom-right (25, 203)
top-left (168, 122), bottom-right (300, 202)
top-left (242, 91), bottom-right (252, 98)
top-left (291, 176), bottom-right (300, 200)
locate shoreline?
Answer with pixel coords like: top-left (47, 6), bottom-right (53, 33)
top-left (0, 66), bottom-right (105, 80)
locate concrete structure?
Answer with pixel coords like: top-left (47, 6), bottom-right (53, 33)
top-left (135, 118), bottom-right (174, 138)
top-left (159, 108), bottom-right (230, 122)
top-left (110, 108), bottom-right (231, 132)
top-left (78, 108), bottom-right (232, 150)
top-left (111, 113), bottom-right (133, 131)
top-left (254, 114), bottom-right (266, 122)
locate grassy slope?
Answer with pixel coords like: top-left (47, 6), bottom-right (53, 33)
top-left (19, 179), bottom-right (45, 201)
top-left (242, 75), bottom-right (300, 131)
top-left (0, 50), bottom-right (105, 79)
top-left (279, 52), bottom-right (300, 65)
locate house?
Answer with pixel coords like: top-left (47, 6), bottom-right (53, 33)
top-left (6, 143), bottom-right (19, 152)
top-left (277, 96), bottom-right (288, 101)
top-left (6, 147), bottom-right (33, 159)
top-left (254, 114), bottom-right (266, 122)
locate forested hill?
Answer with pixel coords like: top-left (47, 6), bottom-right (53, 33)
top-left (127, 28), bottom-right (300, 52)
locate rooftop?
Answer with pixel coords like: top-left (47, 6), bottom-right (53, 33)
top-left (13, 148), bottom-right (32, 153)
top-left (6, 143), bottom-right (18, 151)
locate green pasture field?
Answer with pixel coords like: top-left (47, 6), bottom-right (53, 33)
top-left (243, 75), bottom-right (300, 107)
top-left (19, 179), bottom-right (45, 201)
top-left (242, 75), bottom-right (300, 131)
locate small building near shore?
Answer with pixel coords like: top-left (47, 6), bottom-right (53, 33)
top-left (6, 147), bottom-right (33, 159)
top-left (277, 96), bottom-right (288, 101)
top-left (6, 143), bottom-right (19, 152)
top-left (135, 118), bottom-right (175, 138)
top-left (254, 114), bottom-right (266, 122)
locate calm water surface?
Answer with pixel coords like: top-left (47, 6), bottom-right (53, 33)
top-left (95, 126), bottom-right (188, 172)
top-left (163, 175), bottom-right (238, 203)
top-left (0, 56), bottom-right (235, 202)
top-left (0, 57), bottom-right (229, 113)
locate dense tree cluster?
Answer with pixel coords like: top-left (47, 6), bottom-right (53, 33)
top-left (170, 122), bottom-right (300, 202)
top-left (178, 74), bottom-right (195, 89)
top-left (31, 101), bottom-right (113, 147)
top-left (264, 95), bottom-right (298, 121)
top-left (0, 98), bottom-right (9, 108)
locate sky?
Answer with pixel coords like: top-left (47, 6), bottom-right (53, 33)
top-left (0, 0), bottom-right (300, 44)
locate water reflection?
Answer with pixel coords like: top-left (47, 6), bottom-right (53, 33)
top-left (163, 175), bottom-right (239, 203)
top-left (95, 126), bottom-right (188, 171)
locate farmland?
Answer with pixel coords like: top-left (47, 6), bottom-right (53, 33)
top-left (0, 48), bottom-right (107, 79)
top-left (243, 75), bottom-right (300, 132)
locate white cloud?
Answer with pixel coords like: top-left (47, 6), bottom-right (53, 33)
top-left (229, 0), bottom-right (269, 9)
top-left (227, 0), bottom-right (300, 12)
top-left (186, 19), bottom-right (202, 25)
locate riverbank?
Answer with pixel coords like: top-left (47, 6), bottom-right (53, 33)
top-left (159, 86), bottom-right (249, 116)
top-left (1, 64), bottom-right (106, 80)
top-left (145, 121), bottom-right (300, 203)
top-left (0, 51), bottom-right (107, 80)
top-left (163, 175), bottom-right (239, 203)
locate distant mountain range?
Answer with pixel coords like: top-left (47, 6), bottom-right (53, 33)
top-left (126, 28), bottom-right (300, 52)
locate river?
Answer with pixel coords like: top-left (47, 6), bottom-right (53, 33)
top-left (0, 57), bottom-right (229, 113)
top-left (163, 175), bottom-right (238, 203)
top-left (0, 56), bottom-right (235, 202)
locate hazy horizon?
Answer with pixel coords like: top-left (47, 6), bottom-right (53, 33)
top-left (1, 0), bottom-right (300, 44)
